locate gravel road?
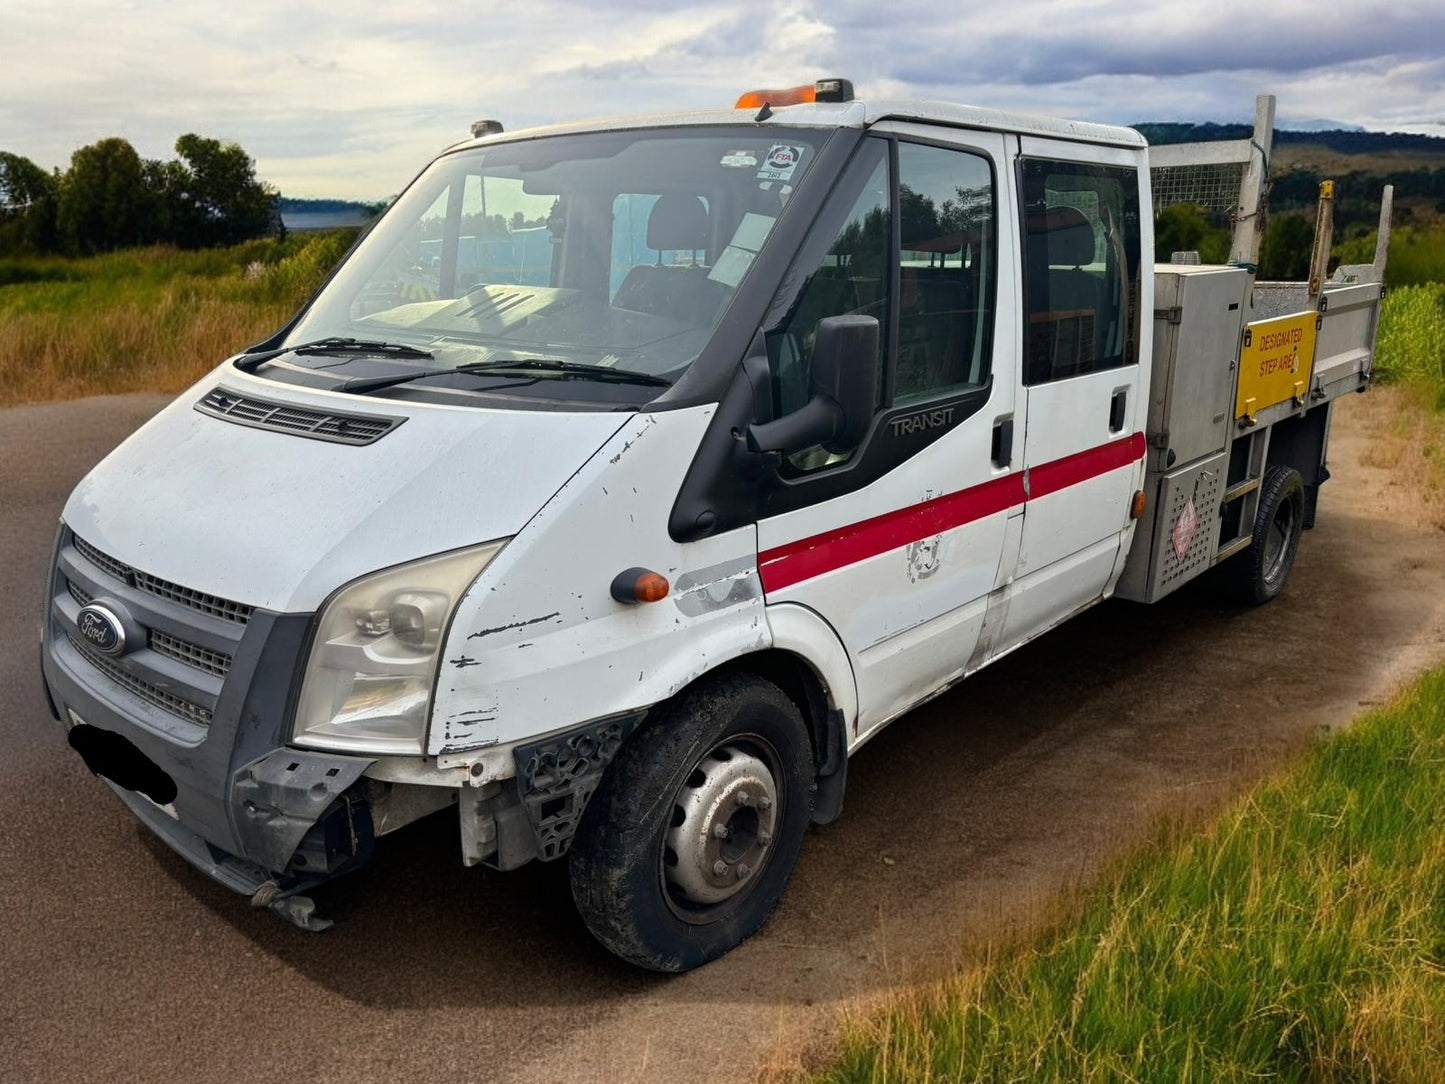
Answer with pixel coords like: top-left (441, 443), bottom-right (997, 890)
top-left (2, 390), bottom-right (1442, 1084)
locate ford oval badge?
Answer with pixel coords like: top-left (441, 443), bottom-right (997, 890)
top-left (76, 603), bottom-right (128, 656)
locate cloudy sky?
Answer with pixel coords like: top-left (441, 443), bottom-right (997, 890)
top-left (4, 0), bottom-right (1442, 200)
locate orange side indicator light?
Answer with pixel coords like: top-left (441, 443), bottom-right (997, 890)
top-left (1130, 490), bottom-right (1147, 520)
top-left (611, 567), bottom-right (670, 604)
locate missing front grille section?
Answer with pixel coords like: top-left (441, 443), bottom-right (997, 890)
top-left (196, 386), bottom-right (404, 446)
top-left (67, 635), bottom-right (213, 727)
top-left (70, 533), bottom-right (254, 626)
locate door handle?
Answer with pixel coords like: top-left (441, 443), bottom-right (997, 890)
top-left (991, 415), bottom-right (1013, 469)
top-left (1109, 389), bottom-right (1128, 433)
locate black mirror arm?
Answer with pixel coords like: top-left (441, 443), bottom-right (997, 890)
top-left (745, 396), bottom-right (842, 455)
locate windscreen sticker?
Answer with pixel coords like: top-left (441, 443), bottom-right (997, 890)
top-left (729, 212), bottom-right (776, 252)
top-left (720, 149), bottom-right (758, 168)
top-left (757, 144), bottom-right (805, 182)
top-left (707, 245), bottom-right (756, 288)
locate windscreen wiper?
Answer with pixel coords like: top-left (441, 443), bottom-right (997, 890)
top-left (233, 337), bottom-right (434, 373)
top-left (336, 357), bottom-right (672, 394)
top-left (463, 358), bottom-right (673, 386)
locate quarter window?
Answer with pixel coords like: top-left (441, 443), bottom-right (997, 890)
top-left (894, 142), bottom-right (996, 404)
top-left (1021, 159), bottom-right (1141, 385)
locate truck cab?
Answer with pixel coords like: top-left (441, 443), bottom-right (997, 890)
top-left (40, 82), bottom-right (1382, 970)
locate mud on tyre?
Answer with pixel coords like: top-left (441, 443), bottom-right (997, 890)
top-left (567, 672), bottom-right (814, 972)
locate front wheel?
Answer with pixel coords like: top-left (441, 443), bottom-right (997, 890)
top-left (568, 673), bottom-right (814, 971)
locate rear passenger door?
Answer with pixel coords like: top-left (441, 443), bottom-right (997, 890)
top-left (755, 126), bottom-right (1022, 739)
top-left (998, 143), bottom-right (1148, 650)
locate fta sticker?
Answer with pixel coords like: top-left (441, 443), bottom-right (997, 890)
top-left (757, 144), bottom-right (804, 182)
top-left (1171, 495), bottom-right (1198, 562)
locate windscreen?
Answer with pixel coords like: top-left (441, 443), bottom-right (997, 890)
top-left (286, 128), bottom-right (825, 386)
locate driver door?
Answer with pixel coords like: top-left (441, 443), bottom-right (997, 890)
top-left (756, 126), bottom-right (1023, 740)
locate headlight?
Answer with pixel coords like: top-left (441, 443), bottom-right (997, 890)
top-left (293, 541), bottom-right (506, 755)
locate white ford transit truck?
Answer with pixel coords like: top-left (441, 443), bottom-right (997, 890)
top-left (40, 82), bottom-right (1389, 970)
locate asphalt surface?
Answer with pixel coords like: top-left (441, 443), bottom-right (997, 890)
top-left (2, 391), bottom-right (1443, 1084)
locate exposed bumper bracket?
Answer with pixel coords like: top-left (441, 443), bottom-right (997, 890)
top-left (231, 748), bottom-right (374, 873)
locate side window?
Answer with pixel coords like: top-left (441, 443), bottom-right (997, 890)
top-left (1021, 159), bottom-right (1141, 385)
top-left (764, 139), bottom-right (889, 447)
top-left (895, 142), bottom-right (996, 404)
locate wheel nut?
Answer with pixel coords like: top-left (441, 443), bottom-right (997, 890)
top-left (736, 863), bottom-right (752, 880)
top-left (758, 831), bottom-right (772, 848)
top-left (758, 796), bottom-right (773, 811)
top-left (713, 860), bottom-right (729, 877)
top-left (735, 791), bottom-right (752, 807)
top-left (713, 823), bottom-right (729, 839)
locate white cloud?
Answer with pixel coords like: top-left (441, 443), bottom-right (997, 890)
top-left (2, 0), bottom-right (1440, 200)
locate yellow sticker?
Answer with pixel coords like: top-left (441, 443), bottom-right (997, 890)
top-left (1236, 311), bottom-right (1318, 421)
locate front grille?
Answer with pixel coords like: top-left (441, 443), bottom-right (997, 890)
top-left (196, 386), bottom-right (401, 446)
top-left (67, 576), bottom-right (232, 679)
top-left (71, 534), bottom-right (253, 626)
top-left (73, 535), bottom-right (131, 584)
top-left (67, 635), bottom-right (213, 727)
top-left (133, 572), bottom-right (253, 625)
top-left (150, 630), bottom-right (232, 678)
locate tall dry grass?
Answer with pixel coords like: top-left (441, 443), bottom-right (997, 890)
top-left (0, 232), bottom-right (356, 406)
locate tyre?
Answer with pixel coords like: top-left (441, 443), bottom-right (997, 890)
top-left (1229, 464), bottom-right (1306, 605)
top-left (568, 673), bottom-right (814, 972)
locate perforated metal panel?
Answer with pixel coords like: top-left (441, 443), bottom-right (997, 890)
top-left (1115, 451), bottom-right (1226, 604)
top-left (1156, 458), bottom-right (1225, 593)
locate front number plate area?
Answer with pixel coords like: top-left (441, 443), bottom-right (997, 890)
top-left (66, 711), bottom-right (180, 817)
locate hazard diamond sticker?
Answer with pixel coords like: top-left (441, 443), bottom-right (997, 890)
top-left (1171, 495), bottom-right (1198, 562)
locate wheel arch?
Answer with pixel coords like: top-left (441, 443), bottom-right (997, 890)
top-left (671, 603), bottom-right (856, 825)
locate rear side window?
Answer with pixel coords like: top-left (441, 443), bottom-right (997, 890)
top-left (1021, 159), bottom-right (1141, 385)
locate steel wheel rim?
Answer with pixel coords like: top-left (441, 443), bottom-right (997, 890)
top-left (1264, 495), bottom-right (1297, 581)
top-left (660, 735), bottom-right (782, 925)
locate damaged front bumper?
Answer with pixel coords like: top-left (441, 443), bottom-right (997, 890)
top-left (42, 526), bottom-right (377, 929)
top-left (102, 751), bottom-right (373, 931)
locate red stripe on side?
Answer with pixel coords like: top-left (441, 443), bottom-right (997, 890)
top-left (1027, 431), bottom-right (1146, 500)
top-left (759, 472), bottom-right (1024, 593)
top-left (757, 431), bottom-right (1146, 594)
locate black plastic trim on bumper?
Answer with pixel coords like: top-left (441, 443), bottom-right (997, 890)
top-left (512, 710), bottom-right (647, 861)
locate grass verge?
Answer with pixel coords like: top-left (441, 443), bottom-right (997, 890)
top-left (1373, 282), bottom-right (1445, 405)
top-left (0, 232), bottom-right (355, 406)
top-left (808, 665), bottom-right (1445, 1083)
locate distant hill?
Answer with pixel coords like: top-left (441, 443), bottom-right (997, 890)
top-left (1131, 123), bottom-right (1445, 158)
top-left (1276, 119), bottom-right (1366, 133)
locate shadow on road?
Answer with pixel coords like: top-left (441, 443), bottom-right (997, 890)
top-left (136, 508), bottom-right (1396, 1014)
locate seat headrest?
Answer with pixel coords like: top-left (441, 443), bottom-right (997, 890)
top-left (647, 194), bottom-right (708, 252)
top-left (1027, 206), bottom-right (1095, 268)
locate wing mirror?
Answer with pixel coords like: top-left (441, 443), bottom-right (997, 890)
top-left (746, 315), bottom-right (879, 457)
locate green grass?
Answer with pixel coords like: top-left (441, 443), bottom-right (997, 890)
top-left (811, 666), bottom-right (1445, 1084)
top-left (1373, 283), bottom-right (1445, 410)
top-left (0, 231), bottom-right (356, 405)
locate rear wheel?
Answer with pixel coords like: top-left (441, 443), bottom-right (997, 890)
top-left (568, 673), bottom-right (814, 972)
top-left (1228, 464), bottom-right (1305, 605)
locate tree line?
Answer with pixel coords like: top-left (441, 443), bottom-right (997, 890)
top-left (0, 135), bottom-right (279, 257)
